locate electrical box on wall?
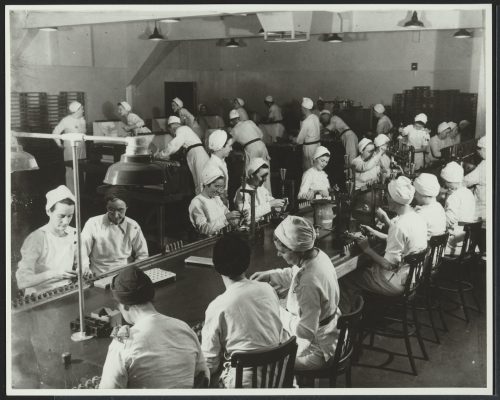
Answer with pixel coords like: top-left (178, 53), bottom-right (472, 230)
top-left (411, 63), bottom-right (418, 71)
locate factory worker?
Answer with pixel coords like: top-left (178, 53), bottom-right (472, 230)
top-left (351, 138), bottom-right (382, 190)
top-left (204, 129), bottom-right (233, 202)
top-left (464, 136), bottom-right (486, 221)
top-left (319, 110), bottom-right (358, 165)
top-left (458, 120), bottom-right (472, 141)
top-left (117, 101), bottom-right (151, 136)
top-left (100, 266), bottom-right (209, 389)
top-left (373, 104), bottom-right (394, 137)
top-left (374, 133), bottom-right (391, 178)
top-left (446, 121), bottom-right (460, 146)
top-left (229, 109), bottom-right (272, 193)
top-left (234, 158), bottom-right (285, 223)
top-left (262, 95), bottom-right (285, 142)
top-left (189, 167), bottom-right (242, 237)
top-left (428, 122), bottom-right (451, 164)
top-left (440, 162), bottom-right (476, 256)
top-left (413, 173), bottom-right (447, 239)
top-left (158, 116), bottom-right (210, 195)
top-left (81, 187), bottom-right (149, 276)
top-left (202, 234), bottom-right (283, 388)
top-left (312, 97), bottom-right (326, 117)
top-left (233, 97), bottom-right (249, 121)
top-left (296, 97), bottom-right (321, 171)
top-left (346, 176), bottom-right (428, 296)
top-left (251, 216), bottom-right (341, 371)
top-left (399, 113), bottom-right (430, 170)
top-left (171, 97), bottom-right (204, 139)
top-left (298, 146), bottom-right (331, 200)
top-left (16, 185), bottom-right (77, 294)
top-left (52, 101), bottom-right (86, 192)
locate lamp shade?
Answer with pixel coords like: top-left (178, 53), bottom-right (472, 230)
top-left (104, 154), bottom-right (165, 185)
top-left (10, 137), bottom-right (38, 172)
top-left (453, 29), bottom-right (472, 38)
top-left (327, 33), bottom-right (343, 43)
top-left (226, 38), bottom-right (240, 48)
top-left (149, 24), bottom-right (165, 41)
top-left (404, 11), bottom-right (424, 28)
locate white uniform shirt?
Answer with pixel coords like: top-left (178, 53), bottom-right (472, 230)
top-left (100, 313), bottom-right (208, 389)
top-left (81, 214), bottom-right (149, 275)
top-left (463, 160), bottom-right (486, 219)
top-left (16, 224), bottom-right (76, 295)
top-left (296, 114), bottom-right (321, 145)
top-left (236, 107), bottom-right (249, 121)
top-left (401, 125), bottom-right (430, 169)
top-left (205, 155), bottom-right (229, 190)
top-left (161, 126), bottom-right (203, 157)
top-left (379, 154), bottom-right (391, 173)
top-left (444, 186), bottom-right (476, 234)
top-left (189, 194), bottom-right (229, 236)
top-left (268, 104), bottom-right (283, 122)
top-left (298, 168), bottom-right (330, 199)
top-left (376, 115), bottom-right (393, 136)
top-left (268, 250), bottom-right (341, 360)
top-left (201, 279), bottom-right (283, 374)
top-left (415, 201), bottom-right (447, 239)
top-left (125, 113), bottom-right (151, 135)
top-left (234, 184), bottom-right (274, 221)
top-left (231, 120), bottom-right (263, 145)
top-left (52, 115), bottom-right (87, 161)
top-left (427, 135), bottom-right (448, 163)
top-left (351, 153), bottom-right (382, 189)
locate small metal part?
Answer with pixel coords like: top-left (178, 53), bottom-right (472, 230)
top-left (62, 352), bottom-right (71, 366)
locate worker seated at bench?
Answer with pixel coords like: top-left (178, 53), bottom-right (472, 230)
top-left (298, 146), bottom-right (332, 200)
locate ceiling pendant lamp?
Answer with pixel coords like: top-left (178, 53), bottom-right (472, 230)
top-left (226, 38), bottom-right (240, 48)
top-left (39, 27), bottom-right (58, 31)
top-left (453, 28), bottom-right (472, 38)
top-left (148, 22), bottom-right (165, 41)
top-left (160, 18), bottom-right (180, 23)
top-left (404, 11), bottom-right (424, 28)
top-left (327, 33), bottom-right (343, 43)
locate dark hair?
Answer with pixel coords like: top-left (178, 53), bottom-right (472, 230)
top-left (252, 163), bottom-right (269, 177)
top-left (104, 186), bottom-right (129, 205)
top-left (212, 233), bottom-right (251, 279)
top-left (49, 197), bottom-right (75, 212)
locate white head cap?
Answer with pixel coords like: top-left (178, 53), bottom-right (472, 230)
top-left (274, 216), bottom-right (317, 252)
top-left (46, 185), bottom-right (75, 211)
top-left (319, 109), bottom-right (331, 116)
top-left (167, 116), bottom-right (181, 125)
top-left (388, 176), bottom-right (415, 205)
top-left (235, 97), bottom-right (245, 107)
top-left (414, 113), bottom-right (428, 124)
top-left (301, 97), bottom-right (314, 110)
top-left (68, 101), bottom-right (82, 113)
top-left (448, 121), bottom-right (457, 130)
top-left (373, 104), bottom-right (385, 114)
top-left (265, 95), bottom-right (273, 102)
top-left (202, 165), bottom-right (224, 186)
top-left (440, 161), bottom-right (464, 183)
top-left (374, 134), bottom-right (390, 147)
top-left (246, 157), bottom-right (268, 177)
top-left (229, 109), bottom-right (240, 120)
top-left (208, 129), bottom-right (229, 152)
top-left (172, 97), bottom-right (183, 108)
top-left (477, 136), bottom-right (486, 148)
top-left (437, 122), bottom-right (451, 134)
top-left (313, 146), bottom-right (331, 160)
top-left (358, 137), bottom-right (373, 153)
top-left (413, 173), bottom-right (441, 197)
top-left (119, 101), bottom-right (132, 112)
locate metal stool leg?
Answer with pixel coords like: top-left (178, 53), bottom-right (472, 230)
top-left (458, 282), bottom-right (470, 323)
top-left (426, 298), bottom-right (440, 344)
top-left (403, 314), bottom-right (417, 375)
top-left (412, 306), bottom-right (429, 360)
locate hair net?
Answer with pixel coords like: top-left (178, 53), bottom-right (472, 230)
top-left (167, 116), bottom-right (181, 125)
top-left (172, 97), bottom-right (183, 108)
top-left (374, 134), bottom-right (390, 147)
top-left (373, 104), bottom-right (385, 114)
top-left (313, 145), bottom-right (331, 160)
top-left (274, 216), bottom-right (316, 252)
top-left (46, 185), bottom-right (75, 211)
top-left (388, 176), bottom-right (415, 205)
top-left (414, 113), bottom-right (428, 124)
top-left (68, 101), bottom-right (82, 113)
top-left (301, 97), bottom-right (314, 110)
top-left (413, 173), bottom-right (441, 197)
top-left (202, 165), bottom-right (224, 186)
top-left (246, 157), bottom-right (268, 177)
top-left (437, 122), bottom-right (450, 134)
top-left (440, 161), bottom-right (464, 183)
top-left (208, 129), bottom-right (229, 152)
top-left (358, 138), bottom-right (373, 153)
top-left (229, 109), bottom-right (240, 120)
top-left (118, 101), bottom-right (132, 112)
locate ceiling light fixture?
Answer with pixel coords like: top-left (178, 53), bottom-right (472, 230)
top-left (226, 38), bottom-right (240, 48)
top-left (327, 33), bottom-right (343, 43)
top-left (160, 18), bottom-right (180, 23)
top-left (404, 11), bottom-right (424, 28)
top-left (39, 27), bottom-right (58, 31)
top-left (148, 21), bottom-right (165, 41)
top-left (453, 28), bottom-right (472, 38)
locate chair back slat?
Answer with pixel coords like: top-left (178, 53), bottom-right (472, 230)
top-left (426, 233), bottom-right (449, 281)
top-left (459, 221), bottom-right (482, 262)
top-left (402, 248), bottom-right (429, 299)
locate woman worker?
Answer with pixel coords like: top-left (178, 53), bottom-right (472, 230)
top-left (374, 133), bottom-right (391, 181)
top-left (251, 216), bottom-right (341, 370)
top-left (171, 97), bottom-right (204, 139)
top-left (16, 185), bottom-right (77, 294)
top-left (117, 101), bottom-right (151, 136)
top-left (399, 113), bottom-right (430, 171)
top-left (204, 129), bottom-right (233, 204)
top-left (233, 97), bottom-right (249, 121)
top-left (351, 138), bottom-right (383, 190)
top-left (158, 116), bottom-right (210, 195)
top-left (373, 104), bottom-right (394, 138)
top-left (427, 122), bottom-right (451, 165)
top-left (298, 146), bottom-right (331, 200)
top-left (189, 166), bottom-right (242, 237)
top-left (296, 97), bottom-right (321, 171)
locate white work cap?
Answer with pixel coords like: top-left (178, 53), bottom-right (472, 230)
top-left (414, 113), bottom-right (428, 124)
top-left (235, 97), bottom-right (245, 107)
top-left (358, 137), bottom-right (373, 153)
top-left (319, 109), bottom-right (331, 115)
top-left (46, 185), bottom-right (75, 211)
top-left (208, 129), bottom-right (230, 152)
top-left (440, 161), bottom-right (464, 183)
top-left (374, 134), bottom-right (390, 147)
top-left (373, 104), bottom-right (385, 114)
top-left (301, 97), bottom-right (313, 110)
top-left (167, 116), bottom-right (181, 125)
top-left (265, 95), bottom-right (273, 102)
top-left (274, 215), bottom-right (317, 252)
top-left (437, 122), bottom-right (451, 134)
top-left (246, 157), bottom-right (268, 177)
top-left (448, 121), bottom-right (457, 130)
top-left (229, 109), bottom-right (240, 120)
top-left (172, 97), bottom-right (183, 108)
top-left (413, 173), bottom-right (441, 197)
top-left (388, 176), bottom-right (415, 205)
top-left (202, 165), bottom-right (224, 186)
top-left (477, 136), bottom-right (486, 148)
top-left (68, 101), bottom-right (82, 113)
top-left (313, 146), bottom-right (331, 160)
top-left (118, 101), bottom-right (131, 112)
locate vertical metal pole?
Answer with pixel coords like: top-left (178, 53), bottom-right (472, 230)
top-left (250, 190), bottom-right (256, 241)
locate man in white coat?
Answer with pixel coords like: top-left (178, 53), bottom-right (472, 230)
top-left (295, 97), bottom-right (321, 171)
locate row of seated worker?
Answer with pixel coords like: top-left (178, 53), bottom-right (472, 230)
top-left (88, 166), bottom-right (486, 389)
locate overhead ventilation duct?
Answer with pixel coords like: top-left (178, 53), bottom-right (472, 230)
top-left (257, 11), bottom-right (312, 42)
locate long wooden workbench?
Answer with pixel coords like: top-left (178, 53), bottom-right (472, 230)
top-left (10, 214), bottom-right (375, 389)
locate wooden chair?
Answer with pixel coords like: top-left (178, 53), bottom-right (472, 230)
top-left (359, 248), bottom-right (430, 376)
top-left (294, 295), bottom-right (365, 388)
top-left (230, 336), bottom-right (298, 388)
top-left (438, 221), bottom-right (483, 323)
